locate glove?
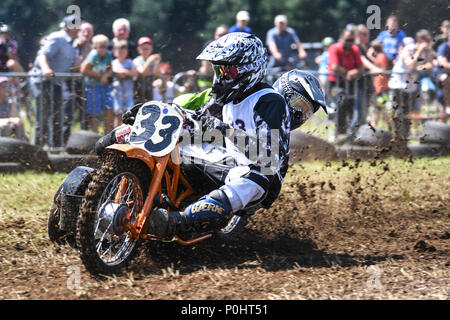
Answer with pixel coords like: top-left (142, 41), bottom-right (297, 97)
top-left (122, 103), bottom-right (143, 125)
top-left (202, 116), bottom-right (231, 136)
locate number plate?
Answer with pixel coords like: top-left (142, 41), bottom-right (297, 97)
top-left (129, 101), bottom-right (183, 156)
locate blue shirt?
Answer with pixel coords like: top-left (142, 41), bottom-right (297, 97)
top-left (318, 51), bottom-right (329, 74)
top-left (84, 49), bottom-right (113, 86)
top-left (375, 29), bottom-right (406, 61)
top-left (228, 24), bottom-right (252, 34)
top-left (38, 30), bottom-right (77, 73)
top-left (266, 27), bottom-right (301, 68)
top-left (437, 41), bottom-right (450, 62)
top-left (0, 99), bottom-right (11, 118)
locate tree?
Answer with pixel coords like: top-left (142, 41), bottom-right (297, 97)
top-left (1, 0), bottom-right (449, 72)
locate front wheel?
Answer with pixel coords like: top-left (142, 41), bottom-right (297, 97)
top-left (76, 154), bottom-right (150, 275)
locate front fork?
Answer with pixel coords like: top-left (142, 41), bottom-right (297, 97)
top-left (123, 154), bottom-right (169, 240)
top-left (108, 145), bottom-right (212, 245)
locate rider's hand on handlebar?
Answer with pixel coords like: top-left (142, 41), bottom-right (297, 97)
top-left (202, 116), bottom-right (231, 136)
top-left (122, 103), bottom-right (143, 125)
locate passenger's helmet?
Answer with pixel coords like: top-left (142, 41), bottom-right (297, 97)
top-left (273, 70), bottom-right (327, 130)
top-left (196, 32), bottom-right (267, 104)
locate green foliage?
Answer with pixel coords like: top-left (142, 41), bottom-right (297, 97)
top-left (0, 0), bottom-right (449, 72)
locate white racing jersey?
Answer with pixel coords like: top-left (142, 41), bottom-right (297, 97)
top-left (180, 83), bottom-right (291, 179)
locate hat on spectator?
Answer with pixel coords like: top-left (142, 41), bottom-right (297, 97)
top-left (236, 11), bottom-right (250, 21)
top-left (138, 36), bottom-right (153, 46)
top-left (321, 37), bottom-right (335, 47)
top-left (346, 23), bottom-right (356, 31)
top-left (159, 62), bottom-right (172, 74)
top-left (274, 15), bottom-right (288, 24)
top-left (0, 24), bottom-right (9, 33)
top-left (0, 76), bottom-right (8, 84)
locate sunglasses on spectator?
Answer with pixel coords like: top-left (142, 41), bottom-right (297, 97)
top-left (344, 38), bottom-right (354, 43)
top-left (213, 64), bottom-right (239, 81)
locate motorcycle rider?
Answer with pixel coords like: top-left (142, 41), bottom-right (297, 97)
top-left (148, 33), bottom-right (327, 239)
top-left (95, 34), bottom-right (326, 239)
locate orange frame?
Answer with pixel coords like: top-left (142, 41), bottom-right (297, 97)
top-left (105, 144), bottom-right (210, 245)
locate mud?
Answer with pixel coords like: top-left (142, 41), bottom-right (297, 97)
top-left (0, 158), bottom-right (448, 300)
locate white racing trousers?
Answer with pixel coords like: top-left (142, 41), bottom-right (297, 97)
top-left (179, 142), bottom-right (269, 213)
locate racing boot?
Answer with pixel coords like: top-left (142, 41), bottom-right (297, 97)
top-left (149, 189), bottom-right (232, 239)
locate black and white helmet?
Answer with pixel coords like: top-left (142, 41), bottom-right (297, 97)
top-left (273, 70), bottom-right (327, 130)
top-left (196, 32), bottom-right (267, 104)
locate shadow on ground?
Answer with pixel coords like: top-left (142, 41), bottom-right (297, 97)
top-left (129, 228), bottom-right (394, 276)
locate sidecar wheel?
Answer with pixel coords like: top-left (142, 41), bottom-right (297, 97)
top-left (47, 202), bottom-right (76, 248)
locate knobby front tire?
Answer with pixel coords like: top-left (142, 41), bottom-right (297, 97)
top-left (76, 153), bottom-right (150, 275)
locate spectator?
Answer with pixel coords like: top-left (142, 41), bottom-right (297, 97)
top-left (266, 14), bottom-right (307, 70)
top-left (327, 29), bottom-right (364, 141)
top-left (74, 22), bottom-right (94, 64)
top-left (152, 62), bottom-right (180, 103)
top-left (356, 24), bottom-right (383, 73)
top-left (80, 34), bottom-right (114, 133)
top-left (368, 40), bottom-right (390, 128)
top-left (315, 36), bottom-right (334, 99)
top-left (375, 15), bottom-right (407, 67)
top-left (355, 24), bottom-right (384, 129)
top-left (433, 20), bottom-right (449, 51)
top-left (0, 24), bottom-right (24, 73)
top-left (0, 77), bottom-right (26, 139)
top-left (73, 21), bottom-right (94, 129)
top-left (437, 30), bottom-right (450, 119)
top-left (35, 15), bottom-right (79, 147)
top-left (111, 40), bottom-right (137, 128)
top-left (134, 36), bottom-right (161, 103)
top-left (198, 24), bottom-right (228, 90)
top-left (388, 31), bottom-right (435, 137)
top-left (110, 18), bottom-right (137, 59)
top-left (228, 11), bottom-right (252, 34)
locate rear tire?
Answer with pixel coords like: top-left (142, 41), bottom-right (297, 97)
top-left (76, 153), bottom-right (150, 275)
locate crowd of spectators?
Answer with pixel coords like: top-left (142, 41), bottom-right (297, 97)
top-left (319, 16), bottom-right (449, 141)
top-left (0, 11), bottom-right (449, 147)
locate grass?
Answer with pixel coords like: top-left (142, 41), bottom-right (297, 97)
top-left (0, 156), bottom-right (448, 236)
top-left (0, 172), bottom-right (66, 216)
top-left (0, 157), bottom-right (448, 299)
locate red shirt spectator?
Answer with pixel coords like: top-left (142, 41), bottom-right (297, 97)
top-left (327, 36), bottom-right (363, 82)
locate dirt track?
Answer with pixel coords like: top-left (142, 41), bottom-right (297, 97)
top-left (0, 158), bottom-right (448, 300)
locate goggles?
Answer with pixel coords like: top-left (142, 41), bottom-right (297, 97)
top-left (213, 64), bottom-right (239, 81)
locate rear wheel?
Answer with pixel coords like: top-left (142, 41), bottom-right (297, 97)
top-left (76, 154), bottom-right (150, 275)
